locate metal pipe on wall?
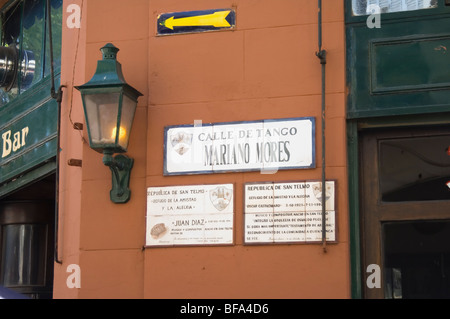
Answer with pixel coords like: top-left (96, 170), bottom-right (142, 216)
top-left (316, 0), bottom-right (327, 252)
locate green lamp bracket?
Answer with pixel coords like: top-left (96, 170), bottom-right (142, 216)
top-left (102, 151), bottom-right (134, 203)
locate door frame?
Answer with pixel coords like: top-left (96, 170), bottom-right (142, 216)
top-left (347, 112), bottom-right (450, 299)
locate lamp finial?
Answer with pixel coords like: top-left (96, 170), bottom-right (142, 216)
top-left (101, 43), bottom-right (119, 60)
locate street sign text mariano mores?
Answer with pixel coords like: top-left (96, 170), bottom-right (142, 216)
top-left (164, 117), bottom-right (316, 175)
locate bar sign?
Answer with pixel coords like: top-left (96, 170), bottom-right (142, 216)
top-left (157, 9), bottom-right (236, 35)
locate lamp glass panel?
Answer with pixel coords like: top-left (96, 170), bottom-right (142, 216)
top-left (84, 92), bottom-right (120, 146)
top-left (118, 94), bottom-right (137, 150)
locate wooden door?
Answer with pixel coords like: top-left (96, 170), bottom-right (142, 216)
top-left (360, 126), bottom-right (450, 299)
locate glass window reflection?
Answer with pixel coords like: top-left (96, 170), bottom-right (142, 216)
top-left (0, 0), bottom-right (62, 106)
top-left (352, 0), bottom-right (437, 16)
top-left (21, 0), bottom-right (44, 92)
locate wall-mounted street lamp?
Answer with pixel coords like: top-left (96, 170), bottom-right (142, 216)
top-left (75, 43), bottom-right (142, 203)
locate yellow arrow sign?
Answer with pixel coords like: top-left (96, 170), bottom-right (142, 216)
top-left (164, 10), bottom-right (232, 30)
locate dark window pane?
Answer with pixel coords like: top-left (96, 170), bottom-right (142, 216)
top-left (383, 221), bottom-right (450, 299)
top-left (3, 1), bottom-right (22, 46)
top-left (379, 133), bottom-right (450, 202)
top-left (1, 224), bottom-right (47, 287)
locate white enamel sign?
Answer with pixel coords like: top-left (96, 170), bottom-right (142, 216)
top-left (164, 117), bottom-right (315, 175)
top-left (146, 184), bottom-right (234, 246)
top-left (244, 181), bottom-right (336, 244)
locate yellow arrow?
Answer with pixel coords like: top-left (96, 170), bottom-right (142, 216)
top-left (164, 10), bottom-right (231, 30)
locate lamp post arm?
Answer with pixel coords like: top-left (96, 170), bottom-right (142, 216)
top-left (102, 151), bottom-right (134, 203)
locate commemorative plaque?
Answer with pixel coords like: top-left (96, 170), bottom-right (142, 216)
top-left (146, 184), bottom-right (234, 246)
top-left (244, 181), bottom-right (336, 244)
